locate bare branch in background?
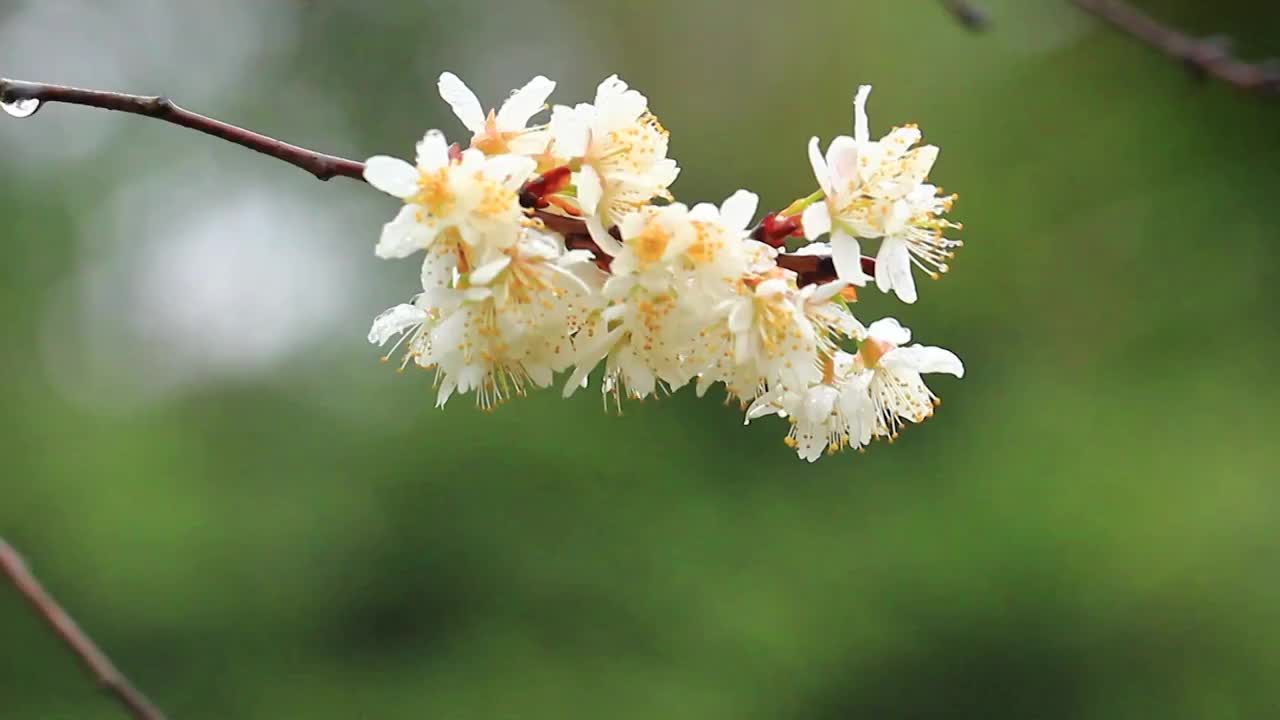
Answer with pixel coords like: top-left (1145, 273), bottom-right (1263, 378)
top-left (932, 1), bottom-right (1279, 95)
top-left (938, 0), bottom-right (989, 31)
top-left (1069, 0), bottom-right (1279, 95)
top-left (0, 76), bottom-right (873, 286)
top-left (0, 539), bottom-right (168, 720)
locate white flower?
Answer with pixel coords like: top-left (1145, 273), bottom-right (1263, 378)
top-left (743, 352), bottom-right (875, 462)
top-left (871, 183), bottom-right (962, 305)
top-left (608, 189), bottom-right (757, 284)
top-left (720, 276), bottom-right (820, 394)
top-left (802, 85), bottom-right (960, 301)
top-left (369, 302), bottom-right (429, 355)
top-left (438, 72), bottom-right (556, 155)
top-left (562, 190), bottom-right (771, 402)
top-left (854, 318), bottom-right (964, 436)
top-left (693, 262), bottom-right (860, 406)
top-left (364, 130), bottom-right (537, 261)
top-left (549, 75), bottom-right (680, 249)
top-left (370, 227), bottom-right (602, 409)
top-left (366, 75), bottom-right (970, 460)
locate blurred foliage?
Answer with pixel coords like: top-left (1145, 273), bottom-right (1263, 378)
top-left (3, 0), bottom-right (1280, 717)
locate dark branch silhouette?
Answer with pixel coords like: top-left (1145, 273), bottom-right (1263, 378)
top-left (1069, 0), bottom-right (1279, 95)
top-left (933, 1), bottom-right (1279, 95)
top-left (938, 0), bottom-right (989, 31)
top-left (0, 539), bottom-right (168, 720)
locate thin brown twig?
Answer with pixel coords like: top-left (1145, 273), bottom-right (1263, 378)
top-left (1070, 0), bottom-right (1280, 95)
top-left (938, 0), bottom-right (989, 31)
top-left (0, 77), bottom-right (366, 180)
top-left (1, 75), bottom-right (866, 285)
top-left (0, 539), bottom-right (168, 720)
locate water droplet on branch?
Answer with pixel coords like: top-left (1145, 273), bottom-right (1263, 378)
top-left (1, 97), bottom-right (41, 118)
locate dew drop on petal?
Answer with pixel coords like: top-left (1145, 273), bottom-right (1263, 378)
top-left (1, 97), bottom-right (41, 118)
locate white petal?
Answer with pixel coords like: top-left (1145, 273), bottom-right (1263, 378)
top-left (803, 386), bottom-right (839, 423)
top-left (881, 125), bottom-right (923, 154)
top-left (594, 74), bottom-right (628, 104)
top-left (875, 237), bottom-right (901, 294)
top-left (883, 345), bottom-right (964, 377)
top-left (550, 105), bottom-right (590, 158)
top-left (462, 287), bottom-right (492, 302)
top-left (618, 350), bottom-right (655, 398)
top-left (468, 256), bottom-right (511, 286)
top-left (437, 72), bottom-right (486, 133)
top-left (496, 76), bottom-right (556, 130)
top-left (807, 137), bottom-right (831, 195)
top-left (506, 129), bottom-right (553, 156)
top-left (792, 241), bottom-right (831, 257)
top-left (414, 130), bottom-right (450, 170)
top-left (563, 326), bottom-right (623, 397)
top-left (896, 145), bottom-right (938, 192)
top-left (744, 395), bottom-right (781, 423)
top-left (853, 85), bottom-right (872, 144)
top-left (421, 247), bottom-right (457, 289)
top-left (755, 277), bottom-right (789, 297)
top-left (825, 135), bottom-right (860, 186)
top-left (558, 249), bottom-right (596, 267)
top-left (854, 142), bottom-right (886, 186)
top-left (802, 202), bottom-right (832, 240)
top-left (688, 202), bottom-right (719, 222)
top-left (884, 199), bottom-right (911, 236)
top-left (368, 304), bottom-right (427, 345)
top-left (376, 204), bottom-right (430, 259)
top-left (484, 153), bottom-right (537, 190)
top-left (585, 214), bottom-right (624, 257)
top-left (436, 378), bottom-right (457, 408)
top-left (650, 158), bottom-right (680, 187)
top-left (577, 165), bottom-right (603, 215)
top-left (364, 156), bottom-right (419, 199)
top-left (877, 238), bottom-right (917, 304)
top-left (830, 229), bottom-right (869, 286)
top-left (719, 189), bottom-right (759, 233)
top-left (594, 75), bottom-right (647, 128)
top-left (526, 362), bottom-right (554, 388)
top-left (545, 262), bottom-right (592, 295)
top-left (867, 317), bottom-right (911, 346)
top-left (728, 299), bottom-right (752, 333)
top-left (809, 279), bottom-right (848, 303)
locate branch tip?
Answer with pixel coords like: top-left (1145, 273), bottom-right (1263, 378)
top-left (1, 538), bottom-right (168, 720)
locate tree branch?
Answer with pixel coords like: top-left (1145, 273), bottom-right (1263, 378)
top-left (0, 77), bottom-right (366, 180)
top-left (0, 539), bottom-right (167, 720)
top-left (1069, 0), bottom-right (1280, 95)
top-left (938, 0), bottom-right (989, 31)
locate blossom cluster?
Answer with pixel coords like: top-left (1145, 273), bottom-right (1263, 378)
top-left (366, 73), bottom-right (964, 461)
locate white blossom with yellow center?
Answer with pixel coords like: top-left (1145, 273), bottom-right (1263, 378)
top-left (364, 130), bottom-right (537, 266)
top-left (549, 75), bottom-right (680, 252)
top-left (743, 350), bottom-right (878, 463)
top-left (366, 76), bottom-right (969, 462)
top-left (852, 318), bottom-right (964, 437)
top-left (803, 85), bottom-right (961, 302)
top-left (437, 72), bottom-right (556, 156)
top-left (369, 228), bottom-right (602, 410)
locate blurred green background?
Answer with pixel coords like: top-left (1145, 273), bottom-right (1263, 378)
top-left (3, 0), bottom-right (1280, 717)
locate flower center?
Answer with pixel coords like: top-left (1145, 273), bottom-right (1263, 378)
top-left (857, 337), bottom-right (894, 368)
top-left (473, 173), bottom-right (518, 219)
top-left (632, 221), bottom-right (671, 264)
top-left (415, 167), bottom-right (455, 216)
top-left (685, 221), bottom-right (720, 265)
